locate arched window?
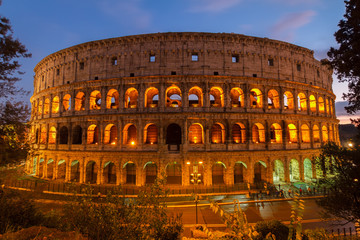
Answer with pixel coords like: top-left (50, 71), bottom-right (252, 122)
top-left (144, 124), bottom-right (158, 144)
top-left (322, 125), bottom-right (328, 142)
top-left (104, 124), bottom-right (117, 144)
top-left (72, 125), bottom-right (82, 144)
top-left (232, 123), bottom-right (246, 143)
top-left (284, 91), bottom-right (294, 110)
top-left (75, 92), bottom-right (85, 111)
top-left (188, 86), bottom-right (203, 107)
top-left (189, 123), bottom-right (203, 144)
top-left (44, 98), bottom-right (50, 114)
top-left (230, 88), bottom-right (244, 107)
top-left (252, 123), bottom-right (265, 143)
top-left (166, 86), bottom-right (181, 107)
top-left (89, 90), bottom-right (101, 110)
top-left (268, 89), bottom-right (280, 109)
top-left (326, 99), bottom-right (330, 114)
top-left (318, 97), bottom-right (325, 113)
top-left (287, 124), bottom-right (298, 143)
top-left (301, 124), bottom-right (310, 143)
top-left (313, 125), bottom-right (320, 143)
top-left (52, 96), bottom-right (59, 113)
top-left (60, 126), bottom-right (68, 144)
top-left (166, 123), bottom-right (181, 145)
top-left (329, 125), bottom-right (334, 141)
top-left (297, 93), bottom-right (307, 111)
top-left (62, 94), bottom-right (71, 111)
top-left (125, 88), bottom-right (138, 108)
top-left (330, 100), bottom-right (334, 115)
top-left (210, 87), bottom-right (224, 107)
top-left (270, 123), bottom-right (282, 143)
top-left (48, 126), bottom-right (56, 144)
top-left (124, 124), bottom-right (137, 145)
top-left (40, 126), bottom-right (47, 144)
top-left (87, 124), bottom-right (99, 144)
top-left (250, 88), bottom-right (263, 108)
top-left (145, 87), bottom-right (159, 108)
top-left (309, 95), bottom-right (316, 112)
top-left (106, 89), bottom-right (119, 109)
top-left (211, 123), bottom-right (225, 144)
top-left (38, 100), bottom-right (43, 115)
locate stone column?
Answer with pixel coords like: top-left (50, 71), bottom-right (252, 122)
top-left (284, 157), bottom-right (290, 183)
top-left (299, 155), bottom-right (304, 181)
top-left (79, 158), bottom-right (85, 183)
top-left (97, 159), bottom-right (102, 184)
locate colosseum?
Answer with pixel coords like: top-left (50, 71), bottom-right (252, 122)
top-left (27, 32), bottom-right (339, 189)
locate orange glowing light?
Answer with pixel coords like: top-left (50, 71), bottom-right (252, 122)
top-left (131, 141), bottom-right (135, 145)
top-left (186, 161), bottom-right (190, 165)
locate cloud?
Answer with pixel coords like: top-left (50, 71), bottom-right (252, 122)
top-left (270, 10), bottom-right (316, 42)
top-left (269, 0), bottom-right (321, 5)
top-left (188, 0), bottom-right (243, 13)
top-left (99, 0), bottom-right (151, 29)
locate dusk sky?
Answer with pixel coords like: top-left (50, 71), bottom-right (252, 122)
top-left (2, 0), bottom-right (357, 123)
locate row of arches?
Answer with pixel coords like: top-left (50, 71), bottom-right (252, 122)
top-left (34, 121), bottom-right (336, 146)
top-left (31, 157), bottom-right (315, 185)
top-left (32, 85), bottom-right (335, 116)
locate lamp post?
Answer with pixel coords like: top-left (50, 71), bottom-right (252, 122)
top-left (190, 162), bottom-right (202, 224)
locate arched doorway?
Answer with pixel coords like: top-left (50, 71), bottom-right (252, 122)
top-left (289, 159), bottom-right (300, 182)
top-left (144, 162), bottom-right (157, 184)
top-left (234, 162), bottom-right (247, 184)
top-left (47, 159), bottom-right (54, 179)
top-left (304, 158), bottom-right (313, 181)
top-left (212, 162), bottom-right (225, 185)
top-left (125, 162), bottom-right (136, 184)
top-left (103, 162), bottom-right (116, 184)
top-left (166, 162), bottom-right (182, 184)
top-left (70, 160), bottom-right (80, 182)
top-left (57, 159), bottom-right (66, 180)
top-left (166, 124), bottom-right (182, 150)
top-left (85, 161), bottom-right (97, 184)
top-left (273, 160), bottom-right (285, 183)
top-left (254, 161), bottom-right (267, 183)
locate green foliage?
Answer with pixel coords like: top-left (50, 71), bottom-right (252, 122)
top-left (254, 220), bottom-right (289, 240)
top-left (288, 193), bottom-right (305, 240)
top-left (62, 178), bottom-right (183, 240)
top-left (315, 142), bottom-right (360, 224)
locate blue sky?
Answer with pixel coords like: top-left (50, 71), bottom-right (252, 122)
top-left (2, 0), bottom-right (356, 123)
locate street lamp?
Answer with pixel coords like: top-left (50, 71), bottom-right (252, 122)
top-left (190, 162), bottom-right (202, 224)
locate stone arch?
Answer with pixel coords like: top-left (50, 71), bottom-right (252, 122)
top-left (250, 88), bottom-right (263, 108)
top-left (89, 90), bottom-right (101, 110)
top-left (230, 87), bottom-right (244, 107)
top-left (232, 123), bottom-right (246, 144)
top-left (144, 161), bottom-right (157, 184)
top-left (72, 125), bottom-right (82, 144)
top-left (304, 158), bottom-right (313, 181)
top-left (166, 162), bottom-right (182, 184)
top-left (87, 124), bottom-right (99, 144)
top-left (211, 123), bottom-right (225, 144)
top-left (318, 97), bottom-right (325, 113)
top-left (212, 161), bottom-right (226, 184)
top-left (59, 126), bottom-right (68, 144)
top-left (40, 126), bottom-right (47, 144)
top-left (284, 91), bottom-right (294, 110)
top-left (104, 124), bottom-right (117, 145)
top-left (85, 160), bottom-right (98, 184)
top-left (254, 161), bottom-right (267, 183)
top-left (234, 161), bottom-right (247, 184)
top-left (297, 92), bottom-right (307, 111)
top-left (313, 125), bottom-right (320, 142)
top-left (52, 96), bottom-right (59, 113)
top-left (123, 123), bottom-right (137, 145)
top-left (252, 123), bottom-right (265, 143)
top-left (70, 160), bottom-right (80, 182)
top-left (188, 86), bottom-right (203, 107)
top-left (287, 124), bottom-right (298, 143)
top-left (165, 85), bottom-right (182, 107)
top-left (38, 100), bottom-right (43, 115)
top-left (270, 123), bottom-right (282, 143)
top-left (326, 98), bottom-right (330, 114)
top-left (48, 126), bottom-right (57, 144)
top-left (273, 159), bottom-right (285, 183)
top-left (124, 88), bottom-right (138, 108)
top-left (75, 91), bottom-right (85, 111)
top-left (62, 94), bottom-right (71, 111)
top-left (309, 95), bottom-right (316, 112)
top-left (39, 158), bottom-right (45, 177)
top-left (268, 89), bottom-right (280, 109)
top-left (103, 161), bottom-right (116, 184)
top-left (301, 124), bottom-right (310, 143)
top-left (322, 125), bottom-right (328, 142)
top-left (123, 161), bottom-right (136, 184)
top-left (145, 87), bottom-right (159, 108)
top-left (57, 159), bottom-right (66, 180)
top-left (32, 157), bottom-right (37, 174)
top-left (144, 123), bottom-right (158, 144)
top-left (289, 159), bottom-right (300, 182)
top-left (166, 123), bottom-right (182, 145)
top-left (44, 98), bottom-right (50, 114)
top-left (189, 123), bottom-right (204, 144)
top-left (106, 89), bottom-right (119, 109)
top-left (210, 87), bottom-right (224, 107)
top-left (47, 159), bottom-right (54, 179)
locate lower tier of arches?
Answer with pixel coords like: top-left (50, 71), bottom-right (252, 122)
top-left (27, 149), bottom-right (321, 186)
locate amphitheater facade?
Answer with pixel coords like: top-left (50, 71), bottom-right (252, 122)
top-left (27, 32), bottom-right (339, 187)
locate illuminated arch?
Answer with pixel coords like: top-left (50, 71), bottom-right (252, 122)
top-left (144, 162), bottom-right (157, 184)
top-left (188, 86), bottom-right (203, 107)
top-left (322, 125), bottom-right (328, 142)
top-left (87, 124), bottom-right (99, 144)
top-left (318, 97), bottom-right (325, 113)
top-left (165, 85), bottom-right (181, 107)
top-left (252, 123), bottom-right (265, 143)
top-left (309, 95), bottom-right (316, 112)
top-left (287, 124), bottom-right (298, 143)
top-left (62, 94), bottom-right (71, 111)
top-left (211, 123), bottom-right (225, 144)
top-left (38, 100), bottom-right (43, 115)
top-left (250, 88), bottom-right (263, 108)
top-left (301, 124), bottom-right (310, 143)
top-left (166, 162), bottom-right (182, 184)
top-left (89, 90), bottom-right (101, 110)
top-left (52, 96), bottom-right (59, 113)
top-left (104, 124), bottom-right (117, 145)
top-left (40, 126), bottom-right (47, 144)
top-left (210, 87), bottom-right (224, 107)
top-left (230, 87), bottom-right (244, 107)
top-left (270, 123), bottom-right (282, 143)
top-left (70, 160), bottom-right (80, 182)
top-left (284, 91), bottom-right (294, 110)
top-left (144, 123), bottom-right (158, 144)
top-left (232, 123), bottom-right (246, 144)
top-left (103, 161), bottom-right (116, 184)
top-left (268, 89), bottom-right (280, 109)
top-left (189, 123), bottom-right (204, 144)
top-left (48, 126), bottom-right (57, 144)
top-left (313, 125), bottom-right (320, 143)
top-left (289, 159), bottom-right (300, 182)
top-left (326, 98), bottom-right (329, 114)
top-left (123, 123), bottom-right (137, 145)
top-left (124, 88), bottom-right (138, 108)
top-left (144, 87), bottom-right (159, 108)
top-left (234, 161), bottom-right (247, 183)
top-left (212, 161), bottom-right (226, 184)
top-left (297, 93), bottom-right (307, 111)
top-left (273, 160), bottom-right (285, 182)
top-left (254, 161), bottom-right (267, 182)
top-left (75, 92), bottom-right (85, 111)
top-left (85, 161), bottom-right (98, 184)
top-left (44, 98), bottom-right (50, 114)
top-left (106, 89), bottom-right (119, 109)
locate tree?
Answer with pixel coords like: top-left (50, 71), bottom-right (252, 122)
top-left (315, 142), bottom-right (360, 224)
top-left (327, 0), bottom-right (360, 125)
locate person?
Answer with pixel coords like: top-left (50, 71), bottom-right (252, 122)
top-left (307, 186), bottom-right (312, 195)
top-left (299, 188), bottom-right (302, 195)
top-left (288, 188), bottom-right (292, 198)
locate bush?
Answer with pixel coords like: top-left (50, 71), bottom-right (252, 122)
top-left (255, 220), bottom-right (289, 240)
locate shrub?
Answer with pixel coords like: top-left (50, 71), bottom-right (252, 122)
top-left (254, 220), bottom-right (289, 240)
